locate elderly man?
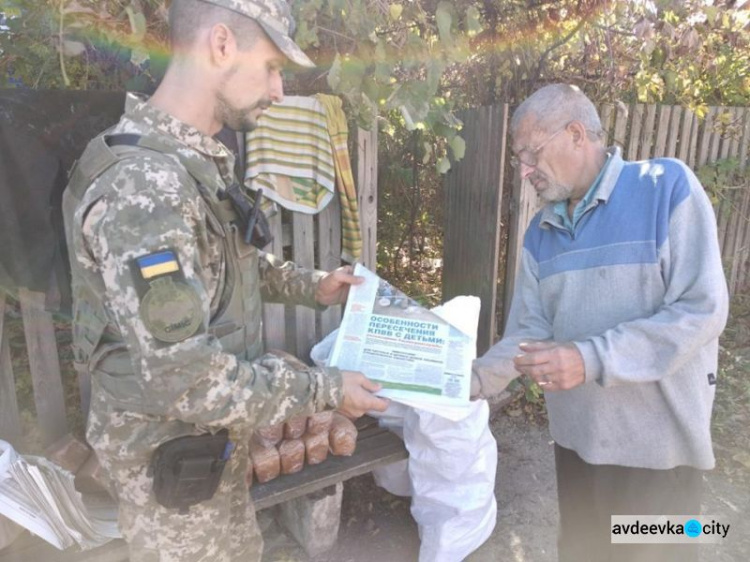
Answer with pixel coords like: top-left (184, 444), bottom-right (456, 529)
top-left (472, 84), bottom-right (728, 562)
top-left (62, 1), bottom-right (387, 560)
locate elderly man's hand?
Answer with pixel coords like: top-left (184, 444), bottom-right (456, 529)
top-left (338, 371), bottom-right (389, 419)
top-left (316, 265), bottom-right (364, 306)
top-left (513, 340), bottom-right (585, 391)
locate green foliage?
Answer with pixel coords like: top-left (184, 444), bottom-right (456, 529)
top-left (291, 0), bottom-right (475, 171)
top-left (696, 157), bottom-right (749, 205)
top-left (0, 0), bottom-right (168, 91)
top-left (2, 0), bottom-right (749, 313)
top-left (3, 1), bottom-right (748, 160)
top-left (447, 0), bottom-right (750, 112)
top-left (376, 117), bottom-right (444, 306)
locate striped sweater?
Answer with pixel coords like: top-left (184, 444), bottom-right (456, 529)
top-left (473, 147), bottom-right (729, 470)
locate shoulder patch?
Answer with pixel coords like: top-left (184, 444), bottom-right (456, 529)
top-left (136, 250), bottom-right (180, 279)
top-left (131, 250), bottom-right (203, 343)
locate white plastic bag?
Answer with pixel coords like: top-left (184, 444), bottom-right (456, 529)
top-left (371, 401), bottom-right (497, 562)
top-left (310, 298), bottom-right (498, 562)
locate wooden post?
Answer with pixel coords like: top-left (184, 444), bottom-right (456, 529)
top-left (443, 105), bottom-right (508, 355)
top-left (356, 127), bottom-right (378, 272)
top-left (317, 197), bottom-right (343, 340)
top-left (17, 288), bottom-right (67, 446)
top-left (292, 214), bottom-right (317, 361)
top-left (0, 295), bottom-right (23, 444)
top-left (735, 108), bottom-right (750, 293)
top-left (262, 212), bottom-right (287, 351)
top-left (504, 175), bottom-right (543, 331)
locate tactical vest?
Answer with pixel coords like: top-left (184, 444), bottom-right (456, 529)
top-left (63, 132), bottom-right (264, 415)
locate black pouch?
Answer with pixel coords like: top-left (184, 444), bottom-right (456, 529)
top-left (148, 429), bottom-right (233, 512)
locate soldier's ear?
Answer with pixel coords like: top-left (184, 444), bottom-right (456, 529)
top-left (208, 23), bottom-right (237, 68)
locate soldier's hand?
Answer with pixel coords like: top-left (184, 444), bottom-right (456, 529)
top-left (338, 371), bottom-right (389, 419)
top-left (316, 266), bottom-right (364, 306)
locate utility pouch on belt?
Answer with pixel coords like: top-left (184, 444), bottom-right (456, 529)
top-left (148, 429), bottom-right (233, 512)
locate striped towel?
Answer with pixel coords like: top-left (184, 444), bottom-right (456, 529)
top-left (314, 94), bottom-right (362, 263)
top-left (244, 95), bottom-right (363, 262)
top-left (244, 96), bottom-right (335, 214)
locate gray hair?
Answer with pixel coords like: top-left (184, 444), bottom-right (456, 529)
top-left (511, 84), bottom-right (603, 141)
top-left (169, 0), bottom-right (265, 51)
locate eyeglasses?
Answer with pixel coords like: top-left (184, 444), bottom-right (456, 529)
top-left (509, 125), bottom-right (568, 169)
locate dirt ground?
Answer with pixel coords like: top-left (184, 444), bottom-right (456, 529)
top-left (260, 396), bottom-right (750, 562)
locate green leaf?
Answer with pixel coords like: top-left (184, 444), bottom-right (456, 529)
top-left (465, 6), bottom-right (482, 36)
top-left (436, 2), bottom-right (453, 44)
top-left (449, 135), bottom-right (466, 160)
top-left (389, 4), bottom-right (403, 21)
top-left (327, 54), bottom-right (342, 91)
top-left (436, 156), bottom-right (451, 174)
top-left (125, 6), bottom-right (146, 40)
top-left (400, 105), bottom-right (417, 131)
top-left (62, 40), bottom-right (86, 57)
top-left (294, 19), bottom-right (319, 49)
top-left (131, 47), bottom-right (150, 67)
top-left (704, 6), bottom-right (718, 24)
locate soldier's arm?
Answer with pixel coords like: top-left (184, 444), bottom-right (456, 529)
top-left (83, 158), bottom-right (343, 428)
top-left (258, 252), bottom-right (326, 308)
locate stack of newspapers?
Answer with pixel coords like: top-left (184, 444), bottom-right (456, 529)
top-left (0, 439), bottom-right (120, 550)
top-left (329, 264), bottom-right (480, 420)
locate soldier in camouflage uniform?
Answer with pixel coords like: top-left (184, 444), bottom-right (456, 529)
top-left (61, 1), bottom-right (388, 560)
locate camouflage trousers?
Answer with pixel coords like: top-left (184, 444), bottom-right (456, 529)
top-left (102, 436), bottom-right (262, 562)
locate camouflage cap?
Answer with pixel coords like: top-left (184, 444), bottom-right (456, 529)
top-left (201, 0), bottom-right (315, 67)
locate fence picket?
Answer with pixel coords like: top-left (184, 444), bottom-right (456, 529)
top-left (317, 197), bottom-right (343, 339)
top-left (612, 102), bottom-right (629, 150)
top-left (626, 104), bottom-right (645, 160)
top-left (666, 106), bottom-right (682, 157)
top-left (639, 103), bottom-right (657, 160)
top-left (600, 104), bottom-right (614, 145)
top-left (654, 105), bottom-right (671, 157)
top-left (685, 110), bottom-right (700, 168)
top-left (357, 127), bottom-right (378, 271)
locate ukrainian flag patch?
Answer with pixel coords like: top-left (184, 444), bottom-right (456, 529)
top-left (136, 250), bottom-right (180, 279)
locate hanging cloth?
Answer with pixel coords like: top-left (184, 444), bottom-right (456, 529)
top-left (313, 94), bottom-right (362, 264)
top-left (244, 96), bottom-right (336, 214)
top-left (244, 95), bottom-right (363, 263)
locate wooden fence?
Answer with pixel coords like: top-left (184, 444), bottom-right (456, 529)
top-left (0, 126), bottom-right (377, 450)
top-left (444, 103), bottom-right (750, 353)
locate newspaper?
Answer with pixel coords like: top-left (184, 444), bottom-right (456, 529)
top-left (329, 264), bottom-right (480, 419)
top-left (0, 440), bottom-right (120, 551)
